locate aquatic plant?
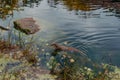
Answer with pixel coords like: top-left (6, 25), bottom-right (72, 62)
top-left (47, 51), bottom-right (120, 80)
top-left (0, 31), bottom-right (57, 80)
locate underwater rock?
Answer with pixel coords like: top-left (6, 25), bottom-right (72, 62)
top-left (14, 18), bottom-right (40, 34)
top-left (51, 43), bottom-right (86, 56)
top-left (0, 25), bottom-right (9, 31)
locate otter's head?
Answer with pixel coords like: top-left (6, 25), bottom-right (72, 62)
top-left (51, 43), bottom-right (58, 48)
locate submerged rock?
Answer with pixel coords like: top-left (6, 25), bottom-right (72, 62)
top-left (0, 25), bottom-right (9, 31)
top-left (14, 18), bottom-right (40, 34)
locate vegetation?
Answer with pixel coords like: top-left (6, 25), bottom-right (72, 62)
top-left (47, 51), bottom-right (120, 80)
top-left (0, 30), bottom-right (57, 80)
top-left (0, 25), bottom-right (120, 80)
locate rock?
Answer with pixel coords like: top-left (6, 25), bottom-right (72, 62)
top-left (14, 18), bottom-right (40, 34)
top-left (0, 25), bottom-right (9, 31)
top-left (51, 43), bottom-right (86, 56)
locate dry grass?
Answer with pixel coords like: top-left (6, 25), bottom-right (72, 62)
top-left (0, 40), bottom-right (19, 54)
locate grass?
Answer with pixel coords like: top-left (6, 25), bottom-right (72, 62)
top-left (0, 30), bottom-right (57, 80)
top-left (47, 51), bottom-right (120, 80)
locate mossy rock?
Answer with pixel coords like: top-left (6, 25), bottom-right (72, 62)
top-left (14, 18), bottom-right (40, 35)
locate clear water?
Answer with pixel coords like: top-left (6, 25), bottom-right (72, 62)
top-left (0, 0), bottom-right (120, 66)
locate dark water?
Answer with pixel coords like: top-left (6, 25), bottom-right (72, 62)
top-left (0, 0), bottom-right (120, 66)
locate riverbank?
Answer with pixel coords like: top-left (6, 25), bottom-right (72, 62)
top-left (0, 39), bottom-right (57, 80)
top-left (0, 38), bottom-right (120, 80)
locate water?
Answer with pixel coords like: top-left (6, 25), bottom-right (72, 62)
top-left (0, 0), bottom-right (120, 66)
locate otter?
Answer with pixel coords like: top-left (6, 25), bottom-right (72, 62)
top-left (51, 43), bottom-right (86, 56)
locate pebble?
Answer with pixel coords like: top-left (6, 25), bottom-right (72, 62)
top-left (42, 49), bottom-right (45, 52)
top-left (70, 58), bottom-right (75, 63)
top-left (64, 41), bottom-right (68, 45)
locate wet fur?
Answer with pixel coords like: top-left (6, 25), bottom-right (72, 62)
top-left (51, 43), bottom-right (86, 56)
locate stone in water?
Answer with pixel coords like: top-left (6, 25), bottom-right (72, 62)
top-left (14, 18), bottom-right (40, 34)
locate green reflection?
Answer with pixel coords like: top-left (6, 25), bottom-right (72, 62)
top-left (0, 0), bottom-right (19, 19)
top-left (48, 0), bottom-right (92, 11)
top-left (0, 0), bottom-right (120, 19)
top-left (0, 0), bottom-right (42, 19)
top-left (48, 0), bottom-right (120, 17)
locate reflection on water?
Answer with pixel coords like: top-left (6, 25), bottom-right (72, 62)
top-left (0, 0), bottom-right (42, 19)
top-left (0, 0), bottom-right (18, 19)
top-left (0, 0), bottom-right (120, 66)
top-left (0, 0), bottom-right (120, 19)
top-left (48, 0), bottom-right (101, 11)
top-left (47, 0), bottom-right (120, 18)
top-left (20, 0), bottom-right (42, 7)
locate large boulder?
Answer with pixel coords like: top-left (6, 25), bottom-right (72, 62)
top-left (14, 18), bottom-right (40, 34)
